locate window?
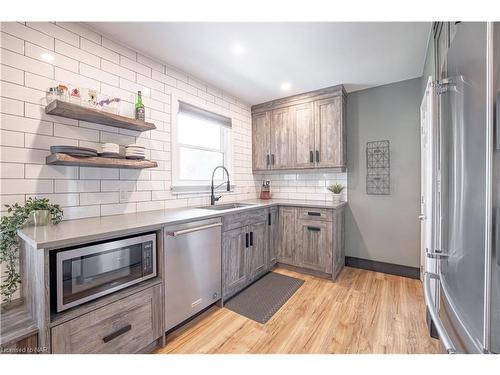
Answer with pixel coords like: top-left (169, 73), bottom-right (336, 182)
top-left (172, 101), bottom-right (232, 191)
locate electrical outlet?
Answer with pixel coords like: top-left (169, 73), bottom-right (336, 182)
top-left (119, 189), bottom-right (129, 203)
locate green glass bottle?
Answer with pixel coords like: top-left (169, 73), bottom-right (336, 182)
top-left (135, 91), bottom-right (145, 121)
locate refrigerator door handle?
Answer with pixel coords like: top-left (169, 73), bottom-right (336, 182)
top-left (424, 272), bottom-right (457, 354)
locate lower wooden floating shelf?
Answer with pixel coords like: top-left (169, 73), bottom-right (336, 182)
top-left (46, 153), bottom-right (158, 169)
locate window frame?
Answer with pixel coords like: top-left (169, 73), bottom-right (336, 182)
top-left (171, 95), bottom-right (234, 194)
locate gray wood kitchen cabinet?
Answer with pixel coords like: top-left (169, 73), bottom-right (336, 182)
top-left (222, 210), bottom-right (269, 299)
top-left (247, 220), bottom-right (268, 281)
top-left (314, 95), bottom-right (346, 168)
top-left (278, 207), bottom-right (297, 265)
top-left (251, 85), bottom-right (346, 171)
top-left (252, 111), bottom-right (271, 171)
top-left (277, 205), bottom-right (345, 280)
top-left (51, 284), bottom-right (163, 354)
top-left (271, 106), bottom-right (295, 169)
top-left (268, 207), bottom-right (279, 265)
top-left (295, 219), bottom-right (333, 274)
top-left (222, 226), bottom-right (248, 298)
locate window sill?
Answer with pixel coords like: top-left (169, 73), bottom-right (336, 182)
top-left (171, 184), bottom-right (237, 196)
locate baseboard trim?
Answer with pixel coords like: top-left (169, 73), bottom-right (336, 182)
top-left (345, 256), bottom-right (420, 279)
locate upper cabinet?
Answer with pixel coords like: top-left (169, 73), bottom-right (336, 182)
top-left (251, 85), bottom-right (346, 171)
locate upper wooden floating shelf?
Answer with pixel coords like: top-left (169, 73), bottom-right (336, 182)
top-left (45, 100), bottom-right (156, 132)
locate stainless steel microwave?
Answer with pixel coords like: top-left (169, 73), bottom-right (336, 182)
top-left (54, 233), bottom-right (156, 312)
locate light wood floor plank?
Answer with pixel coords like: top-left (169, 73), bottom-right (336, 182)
top-left (156, 267), bottom-right (440, 354)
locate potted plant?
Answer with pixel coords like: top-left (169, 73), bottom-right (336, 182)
top-left (327, 183), bottom-right (345, 204)
top-left (0, 198), bottom-right (63, 303)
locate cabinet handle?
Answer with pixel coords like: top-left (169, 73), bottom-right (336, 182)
top-left (250, 231), bottom-right (253, 246)
top-left (271, 154), bottom-right (275, 165)
top-left (268, 212), bottom-right (271, 226)
top-left (307, 212), bottom-right (321, 217)
top-left (307, 226), bottom-right (321, 232)
top-left (316, 150), bottom-right (320, 163)
top-left (266, 154), bottom-right (270, 166)
top-left (309, 150), bottom-right (314, 163)
top-left (103, 324), bottom-right (131, 343)
top-left (245, 232), bottom-right (249, 248)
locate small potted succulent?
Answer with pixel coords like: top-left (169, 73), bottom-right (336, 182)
top-left (327, 183), bottom-right (345, 204)
top-left (0, 198), bottom-right (63, 303)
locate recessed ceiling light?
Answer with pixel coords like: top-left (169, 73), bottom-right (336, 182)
top-left (41, 53), bottom-right (54, 63)
top-left (231, 43), bottom-right (245, 56)
top-left (281, 82), bottom-right (292, 91)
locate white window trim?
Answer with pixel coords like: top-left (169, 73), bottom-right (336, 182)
top-left (170, 94), bottom-right (235, 195)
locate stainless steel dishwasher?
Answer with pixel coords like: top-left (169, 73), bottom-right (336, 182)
top-left (164, 217), bottom-right (222, 331)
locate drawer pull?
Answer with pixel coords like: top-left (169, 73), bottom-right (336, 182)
top-left (245, 232), bottom-right (249, 248)
top-left (250, 231), bottom-right (254, 246)
top-left (316, 150), bottom-right (320, 163)
top-left (307, 226), bottom-right (321, 232)
top-left (266, 154), bottom-right (270, 166)
top-left (103, 324), bottom-right (131, 343)
top-left (307, 212), bottom-right (321, 216)
top-left (268, 212), bottom-right (271, 226)
top-left (310, 150), bottom-right (314, 163)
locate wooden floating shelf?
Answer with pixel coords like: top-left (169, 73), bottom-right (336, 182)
top-left (45, 100), bottom-right (156, 132)
top-left (46, 153), bottom-right (158, 169)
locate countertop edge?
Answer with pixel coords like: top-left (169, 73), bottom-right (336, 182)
top-left (18, 200), bottom-right (347, 250)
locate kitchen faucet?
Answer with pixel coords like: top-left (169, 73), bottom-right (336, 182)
top-left (210, 165), bottom-right (230, 205)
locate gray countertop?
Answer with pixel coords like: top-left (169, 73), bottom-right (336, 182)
top-left (18, 199), bottom-right (346, 250)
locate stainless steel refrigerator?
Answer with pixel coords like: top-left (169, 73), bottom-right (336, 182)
top-left (423, 22), bottom-right (498, 354)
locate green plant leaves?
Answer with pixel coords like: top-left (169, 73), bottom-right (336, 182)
top-left (0, 197), bottom-right (63, 303)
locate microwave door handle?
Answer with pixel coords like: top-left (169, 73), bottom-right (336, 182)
top-left (424, 272), bottom-right (457, 354)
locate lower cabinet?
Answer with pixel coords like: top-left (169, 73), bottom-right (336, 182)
top-left (222, 210), bottom-right (269, 299)
top-left (268, 207), bottom-right (279, 265)
top-left (295, 219), bottom-right (332, 274)
top-left (278, 206), bottom-right (344, 279)
top-left (51, 284), bottom-right (163, 354)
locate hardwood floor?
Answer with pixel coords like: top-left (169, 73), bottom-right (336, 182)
top-left (156, 267), bottom-right (441, 354)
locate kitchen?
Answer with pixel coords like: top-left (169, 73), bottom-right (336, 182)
top-left (0, 3), bottom-right (499, 370)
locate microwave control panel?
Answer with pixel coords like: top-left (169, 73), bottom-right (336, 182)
top-left (142, 241), bottom-right (154, 275)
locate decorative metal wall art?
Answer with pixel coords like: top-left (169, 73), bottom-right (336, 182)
top-left (366, 140), bottom-right (390, 195)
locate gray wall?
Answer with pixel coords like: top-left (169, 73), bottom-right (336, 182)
top-left (346, 78), bottom-right (422, 268)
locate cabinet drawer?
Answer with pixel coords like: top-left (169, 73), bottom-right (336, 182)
top-left (223, 208), bottom-right (267, 231)
top-left (51, 284), bottom-right (162, 354)
top-left (297, 207), bottom-right (333, 222)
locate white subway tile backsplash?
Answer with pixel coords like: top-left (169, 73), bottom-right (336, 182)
top-left (1, 163), bottom-right (25, 178)
top-left (25, 164), bottom-right (78, 179)
top-left (1, 65), bottom-right (24, 85)
top-left (120, 56), bottom-right (151, 77)
top-left (80, 38), bottom-right (119, 64)
top-left (79, 63), bottom-right (119, 86)
top-left (2, 22), bottom-right (54, 50)
top-left (1, 130), bottom-right (24, 147)
top-left (27, 22), bottom-right (79, 47)
top-left (2, 113), bottom-right (53, 135)
top-left (2, 49), bottom-right (54, 78)
top-left (80, 192), bottom-right (119, 205)
top-left (1, 32), bottom-right (24, 54)
top-left (55, 179), bottom-right (99, 193)
top-left (55, 40), bottom-right (100, 68)
top-left (1, 179), bottom-right (53, 194)
top-left (25, 42), bottom-right (79, 73)
top-left (1, 22), bottom-right (255, 220)
top-left (101, 37), bottom-right (136, 60)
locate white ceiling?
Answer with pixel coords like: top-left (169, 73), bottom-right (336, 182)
top-left (87, 22), bottom-right (431, 105)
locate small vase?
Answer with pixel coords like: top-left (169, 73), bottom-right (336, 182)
top-left (28, 210), bottom-right (51, 226)
top-left (332, 194), bottom-right (342, 205)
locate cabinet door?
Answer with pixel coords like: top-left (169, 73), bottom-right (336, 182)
top-left (222, 226), bottom-right (248, 298)
top-left (314, 96), bottom-right (345, 168)
top-left (252, 111), bottom-right (271, 171)
top-left (295, 219), bottom-right (332, 273)
top-left (278, 207), bottom-right (297, 265)
top-left (268, 207), bottom-right (279, 266)
top-left (291, 102), bottom-right (315, 168)
top-left (247, 221), bottom-right (268, 280)
top-left (271, 107), bottom-right (295, 169)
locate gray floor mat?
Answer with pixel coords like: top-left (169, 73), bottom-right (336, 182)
top-left (225, 272), bottom-right (304, 324)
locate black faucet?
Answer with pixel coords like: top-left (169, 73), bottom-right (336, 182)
top-left (211, 165), bottom-right (230, 205)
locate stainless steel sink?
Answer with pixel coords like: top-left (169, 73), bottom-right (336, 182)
top-left (198, 203), bottom-right (256, 211)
